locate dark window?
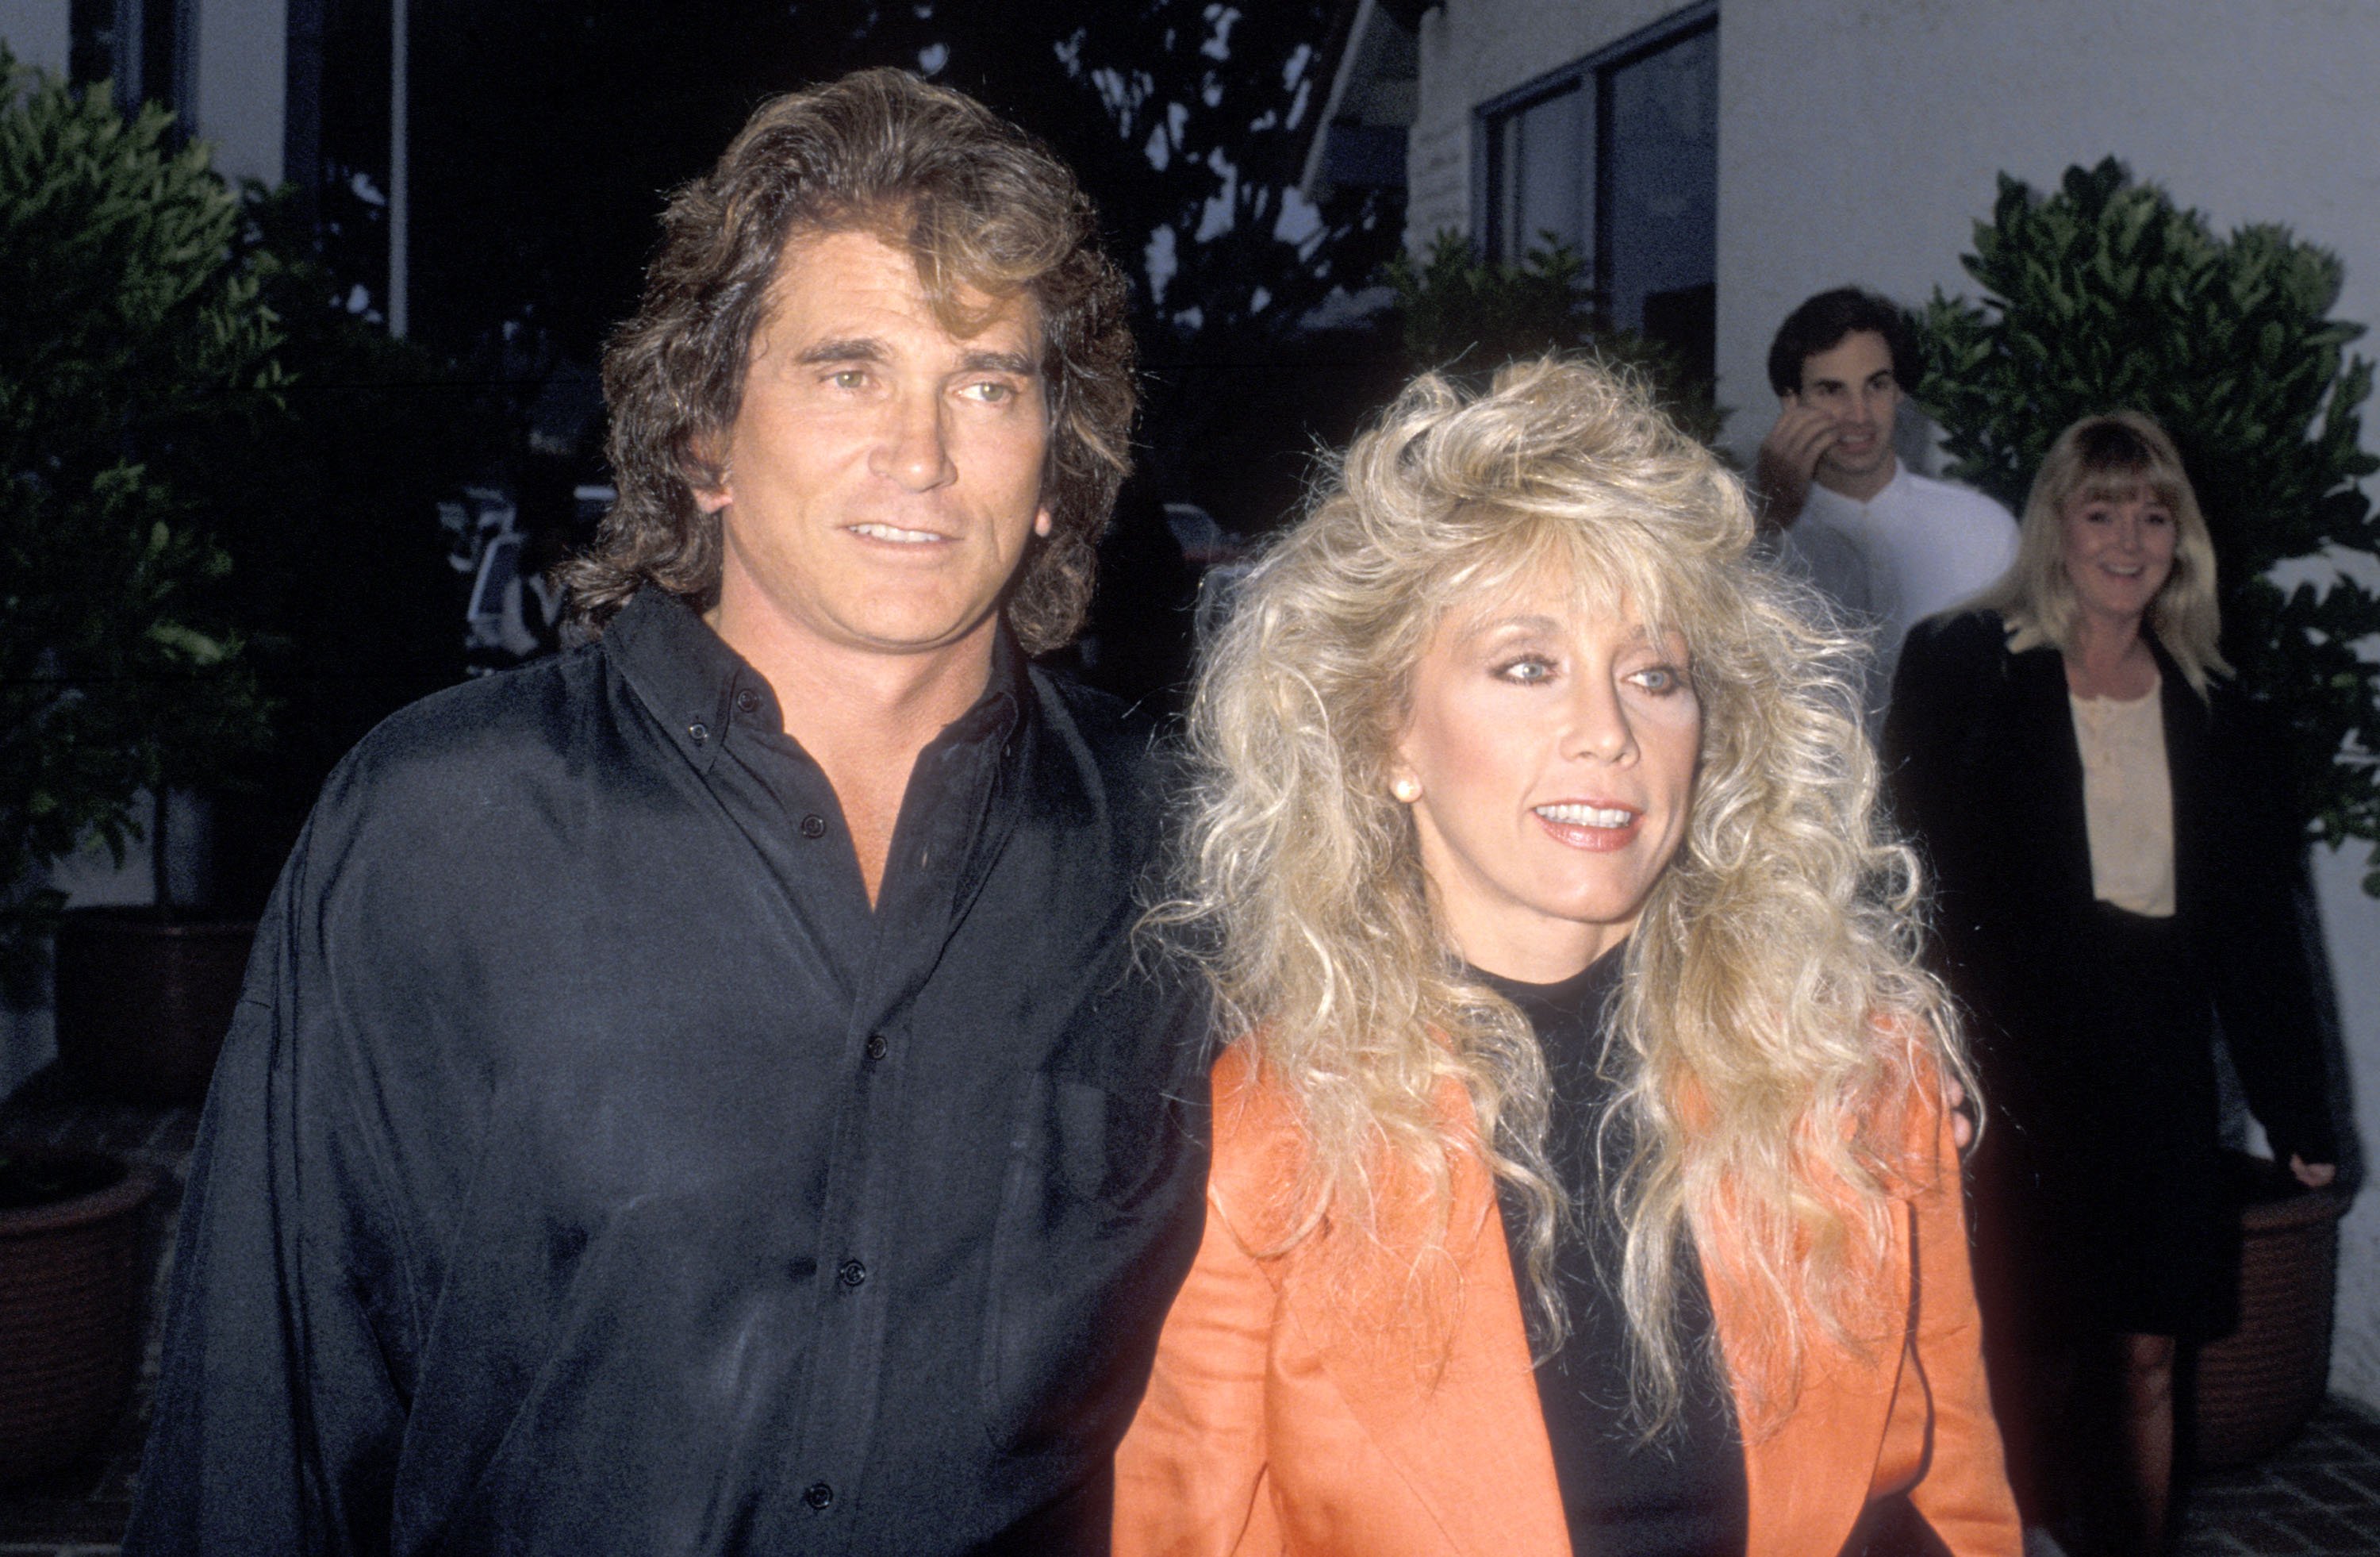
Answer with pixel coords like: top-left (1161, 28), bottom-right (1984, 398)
top-left (72, 0), bottom-right (190, 118)
top-left (1488, 79), bottom-right (1592, 269)
top-left (67, 0), bottom-right (118, 88)
top-left (1477, 3), bottom-right (1717, 386)
top-left (140, 0), bottom-right (187, 113)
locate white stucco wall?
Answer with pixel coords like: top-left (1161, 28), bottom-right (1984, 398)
top-left (1714, 0), bottom-right (2380, 1409)
top-left (190, 0), bottom-right (283, 185)
top-left (0, 0), bottom-right (68, 75)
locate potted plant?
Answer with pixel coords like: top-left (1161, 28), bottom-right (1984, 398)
top-left (0, 51), bottom-right (278, 1100)
top-left (0, 1144), bottom-right (162, 1482)
top-left (2195, 1151), bottom-right (2353, 1467)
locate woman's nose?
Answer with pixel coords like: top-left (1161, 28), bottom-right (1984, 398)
top-left (1566, 680), bottom-right (1636, 763)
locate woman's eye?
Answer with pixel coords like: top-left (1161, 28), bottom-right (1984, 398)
top-left (1629, 664), bottom-right (1683, 694)
top-left (1495, 655), bottom-right (1555, 684)
top-left (2144, 509), bottom-right (2173, 526)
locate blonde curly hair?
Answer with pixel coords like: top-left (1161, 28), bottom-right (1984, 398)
top-left (1161, 357), bottom-right (1966, 1429)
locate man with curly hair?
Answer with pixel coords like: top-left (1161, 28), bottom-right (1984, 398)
top-left (129, 71), bottom-right (1206, 1555)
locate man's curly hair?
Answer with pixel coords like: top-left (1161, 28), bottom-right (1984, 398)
top-left (562, 68), bottom-right (1136, 654)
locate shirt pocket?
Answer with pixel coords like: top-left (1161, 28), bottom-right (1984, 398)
top-left (977, 1068), bottom-right (1201, 1456)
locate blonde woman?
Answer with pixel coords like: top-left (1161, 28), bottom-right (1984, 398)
top-left (1117, 359), bottom-right (2019, 1555)
top-left (1885, 413), bottom-right (2339, 1555)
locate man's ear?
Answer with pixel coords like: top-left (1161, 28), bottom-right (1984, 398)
top-left (689, 435), bottom-right (731, 514)
top-left (1781, 388), bottom-right (1802, 409)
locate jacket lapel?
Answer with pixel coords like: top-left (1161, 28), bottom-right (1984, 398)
top-left (2008, 645), bottom-right (2097, 909)
top-left (1717, 1197), bottom-right (1914, 1555)
top-left (1276, 1151), bottom-right (1574, 1551)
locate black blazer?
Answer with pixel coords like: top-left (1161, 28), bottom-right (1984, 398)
top-left (1883, 609), bottom-right (2336, 1167)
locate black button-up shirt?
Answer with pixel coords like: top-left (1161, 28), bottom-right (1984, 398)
top-left (125, 590), bottom-right (1209, 1555)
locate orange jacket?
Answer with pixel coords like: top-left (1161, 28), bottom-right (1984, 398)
top-left (1115, 1042), bottom-right (2021, 1555)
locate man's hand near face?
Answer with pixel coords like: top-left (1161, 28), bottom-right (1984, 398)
top-left (1754, 397), bottom-right (1838, 529)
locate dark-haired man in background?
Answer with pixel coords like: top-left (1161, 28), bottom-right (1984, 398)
top-left (127, 70), bottom-right (1205, 1555)
top-left (1757, 286), bottom-right (2018, 701)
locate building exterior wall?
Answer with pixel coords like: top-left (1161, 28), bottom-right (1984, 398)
top-left (190, 0), bottom-right (285, 185)
top-left (1407, 0), bottom-right (1690, 247)
top-left (0, 0), bottom-right (284, 183)
top-left (1412, 0), bottom-right (2380, 1414)
top-left (0, 0), bottom-right (70, 75)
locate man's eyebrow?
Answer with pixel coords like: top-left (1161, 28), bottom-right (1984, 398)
top-left (958, 348), bottom-right (1040, 378)
top-left (794, 336), bottom-right (888, 366)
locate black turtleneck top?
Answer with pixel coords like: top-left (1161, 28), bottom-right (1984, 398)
top-left (1476, 948), bottom-right (1749, 1557)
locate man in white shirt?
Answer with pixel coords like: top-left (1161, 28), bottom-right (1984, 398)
top-left (1756, 287), bottom-right (2017, 702)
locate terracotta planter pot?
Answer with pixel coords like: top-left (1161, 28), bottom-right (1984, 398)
top-left (53, 905), bottom-right (255, 1105)
top-left (2193, 1152), bottom-right (2351, 1469)
top-left (0, 1147), bottom-right (162, 1482)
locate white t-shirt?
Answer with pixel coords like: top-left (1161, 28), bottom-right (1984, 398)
top-left (1776, 463), bottom-right (2021, 713)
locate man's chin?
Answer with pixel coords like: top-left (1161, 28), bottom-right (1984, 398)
top-left (1820, 448), bottom-right (1891, 483)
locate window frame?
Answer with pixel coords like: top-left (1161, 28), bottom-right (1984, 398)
top-left (1472, 0), bottom-right (1718, 295)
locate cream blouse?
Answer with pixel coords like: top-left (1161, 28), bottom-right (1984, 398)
top-left (2068, 679), bottom-right (2175, 917)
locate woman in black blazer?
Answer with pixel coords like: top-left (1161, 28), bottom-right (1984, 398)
top-left (1883, 413), bottom-right (2338, 1557)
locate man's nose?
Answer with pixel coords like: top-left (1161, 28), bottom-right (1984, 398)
top-left (874, 391), bottom-right (957, 490)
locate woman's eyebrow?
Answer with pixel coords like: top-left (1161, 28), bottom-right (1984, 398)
top-left (1454, 611), bottom-right (1564, 645)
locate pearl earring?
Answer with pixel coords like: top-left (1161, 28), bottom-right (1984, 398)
top-left (1391, 778), bottom-right (1420, 803)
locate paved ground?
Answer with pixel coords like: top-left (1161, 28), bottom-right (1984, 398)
top-left (5, 1063), bottom-right (2378, 1555)
top-left (2176, 1400), bottom-right (2380, 1555)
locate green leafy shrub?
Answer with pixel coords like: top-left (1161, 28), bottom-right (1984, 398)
top-left (1388, 229), bottom-right (1725, 448)
top-left (1919, 159), bottom-right (2380, 890)
top-left (0, 50), bottom-right (279, 978)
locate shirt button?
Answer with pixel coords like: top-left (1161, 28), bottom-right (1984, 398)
top-left (686, 721), bottom-right (709, 745)
top-left (865, 1032), bottom-right (889, 1062)
top-left (803, 1482), bottom-right (835, 1511)
top-left (799, 813), bottom-right (827, 840)
top-left (838, 1259), bottom-right (868, 1288)
top-left (733, 687), bottom-right (760, 716)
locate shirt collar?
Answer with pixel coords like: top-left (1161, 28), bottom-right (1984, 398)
top-left (1809, 459), bottom-right (1911, 521)
top-left (603, 587), bottom-right (1028, 774)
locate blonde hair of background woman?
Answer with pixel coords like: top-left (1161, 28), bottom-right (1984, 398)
top-left (1972, 409), bottom-right (2228, 696)
top-left (1158, 357), bottom-right (1967, 1431)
